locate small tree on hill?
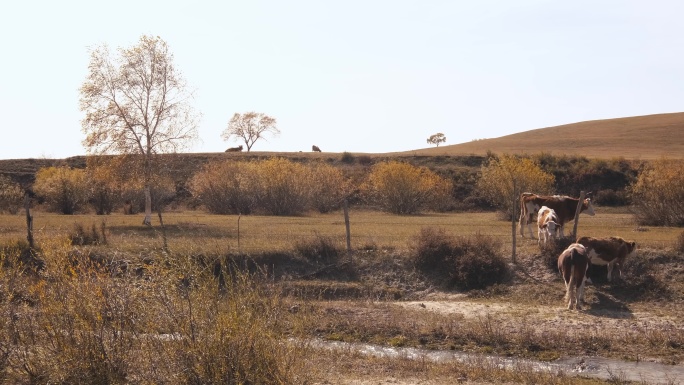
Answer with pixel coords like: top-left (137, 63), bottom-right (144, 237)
top-left (427, 133), bottom-right (446, 147)
top-left (222, 112), bottom-right (279, 152)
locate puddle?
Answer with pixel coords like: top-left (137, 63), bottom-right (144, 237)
top-left (310, 339), bottom-right (684, 384)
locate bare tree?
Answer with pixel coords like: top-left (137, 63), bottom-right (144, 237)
top-left (80, 35), bottom-right (199, 226)
top-left (427, 133), bottom-right (447, 147)
top-left (222, 112), bottom-right (279, 151)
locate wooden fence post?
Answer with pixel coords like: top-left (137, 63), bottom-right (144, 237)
top-left (571, 191), bottom-right (586, 240)
top-left (24, 192), bottom-right (33, 249)
top-left (343, 199), bottom-right (352, 262)
top-left (511, 184), bottom-right (517, 264)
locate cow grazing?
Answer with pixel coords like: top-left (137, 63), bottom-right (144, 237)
top-left (312, 145), bottom-right (321, 152)
top-left (519, 193), bottom-right (595, 238)
top-left (558, 243), bottom-right (590, 310)
top-left (537, 206), bottom-right (560, 245)
top-left (576, 236), bottom-right (636, 282)
top-left (226, 145), bottom-right (243, 152)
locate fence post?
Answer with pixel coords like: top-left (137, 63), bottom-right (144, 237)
top-left (572, 191), bottom-right (586, 240)
top-left (237, 214), bottom-right (241, 253)
top-left (343, 199), bottom-right (352, 262)
top-left (511, 184), bottom-right (517, 264)
top-left (24, 192), bottom-right (33, 249)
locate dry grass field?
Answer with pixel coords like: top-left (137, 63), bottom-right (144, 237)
top-left (1, 206), bottom-right (683, 384)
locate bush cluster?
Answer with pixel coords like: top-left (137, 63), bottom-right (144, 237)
top-left (32, 166), bottom-right (89, 214)
top-left (361, 161), bottom-right (453, 214)
top-left (410, 227), bottom-right (508, 290)
top-left (190, 158), bottom-right (352, 216)
top-left (630, 159), bottom-right (684, 226)
top-left (0, 175), bottom-right (23, 214)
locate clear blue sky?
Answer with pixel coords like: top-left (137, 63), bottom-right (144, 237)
top-left (2, 1), bottom-right (683, 159)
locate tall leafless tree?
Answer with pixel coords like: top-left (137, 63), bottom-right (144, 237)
top-left (80, 35), bottom-right (199, 225)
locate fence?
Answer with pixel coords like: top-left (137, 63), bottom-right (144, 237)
top-left (1, 209), bottom-right (679, 258)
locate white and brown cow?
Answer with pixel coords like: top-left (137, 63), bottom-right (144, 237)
top-left (519, 193), bottom-right (595, 239)
top-left (537, 206), bottom-right (560, 245)
top-left (558, 243), bottom-right (590, 310)
top-left (576, 236), bottom-right (637, 282)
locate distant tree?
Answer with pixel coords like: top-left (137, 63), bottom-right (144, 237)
top-left (427, 133), bottom-right (447, 147)
top-left (477, 154), bottom-right (554, 219)
top-left (222, 112), bottom-right (279, 152)
top-left (80, 35), bottom-right (199, 225)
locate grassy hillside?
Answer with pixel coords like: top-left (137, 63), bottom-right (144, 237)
top-left (402, 112), bottom-right (684, 159)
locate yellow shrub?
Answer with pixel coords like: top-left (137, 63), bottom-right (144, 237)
top-left (308, 162), bottom-right (353, 213)
top-left (477, 155), bottom-right (554, 218)
top-left (33, 166), bottom-right (89, 214)
top-left (362, 161), bottom-right (453, 214)
top-left (630, 158), bottom-right (684, 226)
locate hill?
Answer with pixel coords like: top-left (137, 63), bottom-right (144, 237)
top-left (399, 112), bottom-right (684, 160)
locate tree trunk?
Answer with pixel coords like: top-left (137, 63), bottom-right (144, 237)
top-left (143, 185), bottom-right (152, 226)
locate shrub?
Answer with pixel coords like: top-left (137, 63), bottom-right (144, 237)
top-left (0, 175), bottom-right (23, 214)
top-left (410, 228), bottom-right (508, 290)
top-left (410, 227), bottom-right (455, 270)
top-left (362, 161), bottom-right (453, 215)
top-left (33, 166), bottom-right (89, 214)
top-left (85, 158), bottom-right (124, 215)
top-left (308, 162), bottom-right (352, 213)
top-left (477, 155), bottom-right (555, 219)
top-left (189, 160), bottom-right (257, 214)
top-left (357, 155), bottom-right (372, 165)
top-left (341, 151), bottom-right (355, 164)
top-left (69, 222), bottom-right (106, 246)
top-left (294, 234), bottom-right (342, 264)
top-left (593, 189), bottom-right (629, 206)
top-left (630, 159), bottom-right (684, 226)
top-left (120, 174), bottom-right (177, 214)
top-left (539, 236), bottom-right (574, 271)
top-left (253, 158), bottom-right (311, 216)
top-left (0, 239), bottom-right (43, 270)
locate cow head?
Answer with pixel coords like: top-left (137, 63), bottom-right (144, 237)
top-left (543, 220), bottom-right (560, 235)
top-left (582, 198), bottom-right (596, 216)
top-left (626, 241), bottom-right (637, 258)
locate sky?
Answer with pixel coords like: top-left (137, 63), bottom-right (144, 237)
top-left (2, 1), bottom-right (684, 159)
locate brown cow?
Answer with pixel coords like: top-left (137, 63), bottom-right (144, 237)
top-left (226, 145), bottom-right (243, 152)
top-left (520, 193), bottom-right (595, 238)
top-left (558, 243), bottom-right (590, 310)
top-left (576, 236), bottom-right (637, 282)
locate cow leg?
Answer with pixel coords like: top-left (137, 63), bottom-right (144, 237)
top-left (607, 262), bottom-right (614, 282)
top-left (565, 267), bottom-right (576, 310)
top-left (527, 221), bottom-right (535, 239)
top-left (577, 279), bottom-right (586, 310)
top-left (558, 225), bottom-right (565, 237)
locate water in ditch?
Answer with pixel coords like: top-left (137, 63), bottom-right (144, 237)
top-left (311, 339), bottom-right (684, 384)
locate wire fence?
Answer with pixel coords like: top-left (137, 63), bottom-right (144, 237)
top-left (0, 210), bottom-right (680, 256)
